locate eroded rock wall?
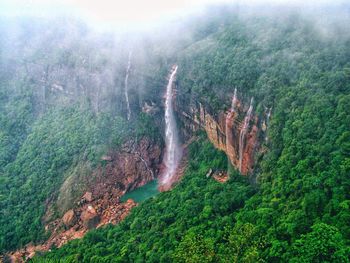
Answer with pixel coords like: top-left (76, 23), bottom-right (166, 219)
top-left (175, 96), bottom-right (261, 175)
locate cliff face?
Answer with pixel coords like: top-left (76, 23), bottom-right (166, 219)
top-left (175, 96), bottom-right (262, 175)
top-left (93, 137), bottom-right (162, 195)
top-left (10, 137), bottom-right (162, 262)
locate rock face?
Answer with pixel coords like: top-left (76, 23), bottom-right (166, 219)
top-left (9, 137), bottom-right (162, 262)
top-left (95, 137), bottom-right (162, 195)
top-left (175, 95), bottom-right (266, 175)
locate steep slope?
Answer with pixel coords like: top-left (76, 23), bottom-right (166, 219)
top-left (0, 106), bottom-right (162, 254)
top-left (34, 137), bottom-right (257, 262)
top-left (33, 10), bottom-right (350, 263)
top-left (8, 136), bottom-right (162, 261)
top-left (175, 94), bottom-right (264, 175)
top-left (0, 17), bottom-right (170, 256)
top-left (1, 7), bottom-right (350, 263)
top-left (174, 13), bottom-right (350, 261)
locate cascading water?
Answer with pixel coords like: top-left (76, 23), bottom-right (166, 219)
top-left (225, 88), bottom-right (238, 171)
top-left (231, 88), bottom-right (237, 111)
top-left (161, 65), bottom-right (182, 186)
top-left (239, 97), bottom-right (254, 173)
top-left (266, 107), bottom-right (272, 124)
top-left (225, 88), bottom-right (237, 153)
top-left (264, 107), bottom-right (272, 143)
top-left (124, 51), bottom-right (132, 120)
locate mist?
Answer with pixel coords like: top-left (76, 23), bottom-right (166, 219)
top-left (1, 0), bottom-right (349, 32)
top-left (1, 0), bottom-right (350, 260)
top-left (1, 0), bottom-right (349, 119)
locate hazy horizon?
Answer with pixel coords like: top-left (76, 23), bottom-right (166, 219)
top-left (1, 0), bottom-right (348, 32)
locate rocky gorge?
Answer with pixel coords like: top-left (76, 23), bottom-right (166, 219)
top-left (6, 84), bottom-right (271, 262)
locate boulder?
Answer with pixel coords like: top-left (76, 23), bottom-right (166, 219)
top-left (62, 209), bottom-right (76, 227)
top-left (82, 192), bottom-right (93, 202)
top-left (80, 205), bottom-right (100, 229)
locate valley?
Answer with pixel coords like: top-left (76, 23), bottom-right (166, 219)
top-left (0, 2), bottom-right (349, 262)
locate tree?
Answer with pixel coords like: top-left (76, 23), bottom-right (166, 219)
top-left (290, 223), bottom-right (349, 263)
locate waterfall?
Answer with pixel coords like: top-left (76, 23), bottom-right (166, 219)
top-left (124, 51), bottom-right (132, 120)
top-left (225, 88), bottom-right (237, 155)
top-left (231, 88), bottom-right (237, 111)
top-left (266, 107), bottom-right (272, 124)
top-left (239, 98), bottom-right (253, 173)
top-left (225, 88), bottom-right (238, 171)
top-left (161, 65), bottom-right (182, 185)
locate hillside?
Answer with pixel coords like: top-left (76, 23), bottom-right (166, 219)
top-left (0, 4), bottom-right (350, 263)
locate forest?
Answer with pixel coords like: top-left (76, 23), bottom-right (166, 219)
top-left (0, 2), bottom-right (349, 263)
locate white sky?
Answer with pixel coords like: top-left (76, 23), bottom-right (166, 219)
top-left (1, 0), bottom-right (226, 21)
top-left (0, 0), bottom-right (345, 29)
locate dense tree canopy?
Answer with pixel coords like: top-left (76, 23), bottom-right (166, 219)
top-left (0, 5), bottom-right (349, 262)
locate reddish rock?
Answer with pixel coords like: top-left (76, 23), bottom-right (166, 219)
top-left (93, 138), bottom-right (161, 197)
top-left (240, 120), bottom-right (259, 175)
top-left (176, 98), bottom-right (265, 175)
top-left (62, 209), bottom-right (76, 227)
top-left (82, 192), bottom-right (93, 202)
top-left (8, 137), bottom-right (162, 259)
top-left (225, 110), bottom-right (240, 168)
top-left (80, 205), bottom-right (100, 229)
top-left (198, 100), bottom-right (258, 174)
top-left (199, 104), bottom-right (226, 152)
top-left (212, 171), bottom-right (229, 183)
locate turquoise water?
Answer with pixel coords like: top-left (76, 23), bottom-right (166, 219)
top-left (120, 180), bottom-right (159, 203)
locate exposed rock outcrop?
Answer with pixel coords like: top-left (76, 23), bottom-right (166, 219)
top-left (8, 137), bottom-right (162, 262)
top-left (212, 170), bottom-right (229, 183)
top-left (99, 137), bottom-right (162, 194)
top-left (205, 169), bottom-right (229, 183)
top-left (80, 205), bottom-right (100, 229)
top-left (176, 94), bottom-right (267, 175)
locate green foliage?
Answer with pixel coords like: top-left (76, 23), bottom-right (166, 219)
top-left (218, 223), bottom-right (265, 263)
top-left (39, 11), bottom-right (350, 262)
top-left (173, 232), bottom-right (215, 263)
top-left (35, 139), bottom-right (255, 262)
top-left (2, 8), bottom-right (350, 263)
top-left (178, 12), bottom-right (350, 262)
top-left (0, 106), bottom-right (133, 252)
top-left (0, 83), bottom-right (34, 170)
top-left (134, 113), bottom-right (162, 141)
top-left (290, 223), bottom-right (349, 263)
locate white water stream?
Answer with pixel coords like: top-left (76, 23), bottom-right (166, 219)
top-left (239, 97), bottom-right (253, 173)
top-left (124, 51), bottom-right (132, 120)
top-left (161, 65), bottom-right (182, 185)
